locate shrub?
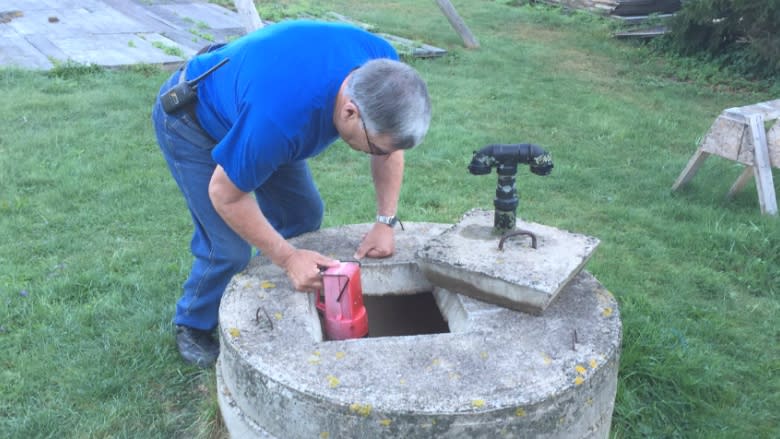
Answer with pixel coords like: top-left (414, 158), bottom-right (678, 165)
top-left (664, 0), bottom-right (780, 79)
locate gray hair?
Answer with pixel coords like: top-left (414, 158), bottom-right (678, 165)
top-left (345, 59), bottom-right (432, 150)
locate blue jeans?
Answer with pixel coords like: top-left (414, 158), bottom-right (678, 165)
top-left (152, 70), bottom-right (324, 331)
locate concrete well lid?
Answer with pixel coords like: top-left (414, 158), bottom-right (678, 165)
top-left (416, 209), bottom-right (600, 314)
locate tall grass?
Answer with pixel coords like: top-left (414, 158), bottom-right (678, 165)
top-left (1, 1), bottom-right (778, 437)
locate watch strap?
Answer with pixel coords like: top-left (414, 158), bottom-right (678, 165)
top-left (376, 215), bottom-right (404, 230)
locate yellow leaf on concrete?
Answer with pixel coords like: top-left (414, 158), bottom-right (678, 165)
top-left (260, 280), bottom-right (275, 289)
top-left (326, 375), bottom-right (340, 388)
top-left (575, 365), bottom-right (586, 375)
top-left (574, 376), bottom-right (585, 386)
top-left (602, 307), bottom-right (613, 317)
top-left (228, 327), bottom-right (240, 338)
top-left (589, 359), bottom-right (598, 369)
top-left (335, 351), bottom-right (346, 360)
top-left (516, 408), bottom-right (526, 417)
top-left (274, 312), bottom-right (283, 320)
top-left (472, 399), bottom-right (486, 408)
top-left (379, 419), bottom-right (392, 427)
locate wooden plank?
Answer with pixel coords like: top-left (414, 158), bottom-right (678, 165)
top-left (613, 26), bottom-right (667, 39)
top-left (233, 0), bottom-right (263, 33)
top-left (320, 12), bottom-right (447, 59)
top-left (700, 115), bottom-right (748, 163)
top-left (24, 34), bottom-right (68, 62)
top-left (726, 99), bottom-right (780, 121)
top-left (434, 0), bottom-right (479, 49)
top-left (157, 3), bottom-right (244, 31)
top-left (747, 114), bottom-right (778, 215)
top-left (325, 12), bottom-right (373, 30)
top-left (768, 120), bottom-right (780, 168)
top-left (538, 0), bottom-right (619, 14)
top-left (380, 33), bottom-right (447, 59)
top-left (100, 0), bottom-right (176, 32)
top-left (0, 33), bottom-right (53, 70)
top-left (137, 32), bottom-right (197, 58)
top-left (671, 149), bottom-right (710, 191)
top-left (53, 33), bottom-right (184, 67)
top-left (0, 23), bottom-right (16, 37)
top-left (611, 13), bottom-right (675, 24)
top-left (11, 0), bottom-right (103, 10)
top-left (145, 3), bottom-right (243, 50)
top-left (7, 6), bottom-right (152, 36)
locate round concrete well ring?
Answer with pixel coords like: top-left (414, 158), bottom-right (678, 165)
top-left (217, 223), bottom-right (622, 438)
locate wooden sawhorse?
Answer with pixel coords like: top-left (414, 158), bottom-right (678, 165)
top-left (672, 99), bottom-right (780, 216)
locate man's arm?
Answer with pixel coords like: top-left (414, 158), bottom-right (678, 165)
top-left (354, 150), bottom-right (404, 259)
top-left (209, 165), bottom-right (338, 291)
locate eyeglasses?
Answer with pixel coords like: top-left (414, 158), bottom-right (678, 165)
top-left (353, 101), bottom-right (391, 156)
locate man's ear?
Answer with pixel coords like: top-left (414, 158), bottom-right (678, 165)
top-left (340, 99), bottom-right (359, 122)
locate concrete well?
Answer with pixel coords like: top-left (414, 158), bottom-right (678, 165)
top-left (217, 223), bottom-right (622, 438)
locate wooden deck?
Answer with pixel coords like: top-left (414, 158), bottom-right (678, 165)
top-left (0, 0), bottom-right (247, 70)
top-left (0, 0), bottom-right (447, 70)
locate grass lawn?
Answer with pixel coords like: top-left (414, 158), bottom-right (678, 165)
top-left (1, 1), bottom-right (778, 438)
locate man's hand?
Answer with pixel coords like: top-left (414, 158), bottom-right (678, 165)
top-left (354, 223), bottom-right (395, 259)
top-left (209, 166), bottom-right (339, 292)
top-left (280, 249), bottom-right (339, 292)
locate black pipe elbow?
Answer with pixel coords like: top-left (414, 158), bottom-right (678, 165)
top-left (468, 143), bottom-right (554, 176)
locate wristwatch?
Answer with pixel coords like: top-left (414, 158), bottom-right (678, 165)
top-left (376, 215), bottom-right (399, 228)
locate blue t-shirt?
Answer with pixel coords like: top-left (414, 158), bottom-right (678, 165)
top-left (186, 20), bottom-right (399, 192)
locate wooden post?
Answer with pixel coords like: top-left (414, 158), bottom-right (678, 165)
top-left (748, 114), bottom-right (778, 215)
top-left (434, 0), bottom-right (480, 49)
top-left (671, 149), bottom-right (711, 191)
top-left (234, 0), bottom-right (263, 33)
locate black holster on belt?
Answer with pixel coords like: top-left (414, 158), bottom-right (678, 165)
top-left (160, 44), bottom-right (228, 115)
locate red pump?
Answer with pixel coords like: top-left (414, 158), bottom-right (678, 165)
top-left (315, 262), bottom-right (369, 340)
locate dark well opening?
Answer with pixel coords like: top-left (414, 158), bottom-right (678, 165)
top-left (362, 292), bottom-right (450, 337)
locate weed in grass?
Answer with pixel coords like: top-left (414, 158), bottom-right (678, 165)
top-left (46, 60), bottom-right (104, 79)
top-left (152, 41), bottom-right (185, 58)
top-left (254, 0), bottom-right (327, 21)
top-left (128, 63), bottom-right (166, 77)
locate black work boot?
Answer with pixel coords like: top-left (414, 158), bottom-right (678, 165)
top-left (175, 325), bottom-right (219, 368)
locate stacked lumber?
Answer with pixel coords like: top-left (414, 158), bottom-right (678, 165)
top-left (541, 0), bottom-right (681, 16)
top-left (540, 0), bottom-right (620, 14)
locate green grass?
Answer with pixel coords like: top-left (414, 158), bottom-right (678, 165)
top-left (1, 1), bottom-right (779, 437)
